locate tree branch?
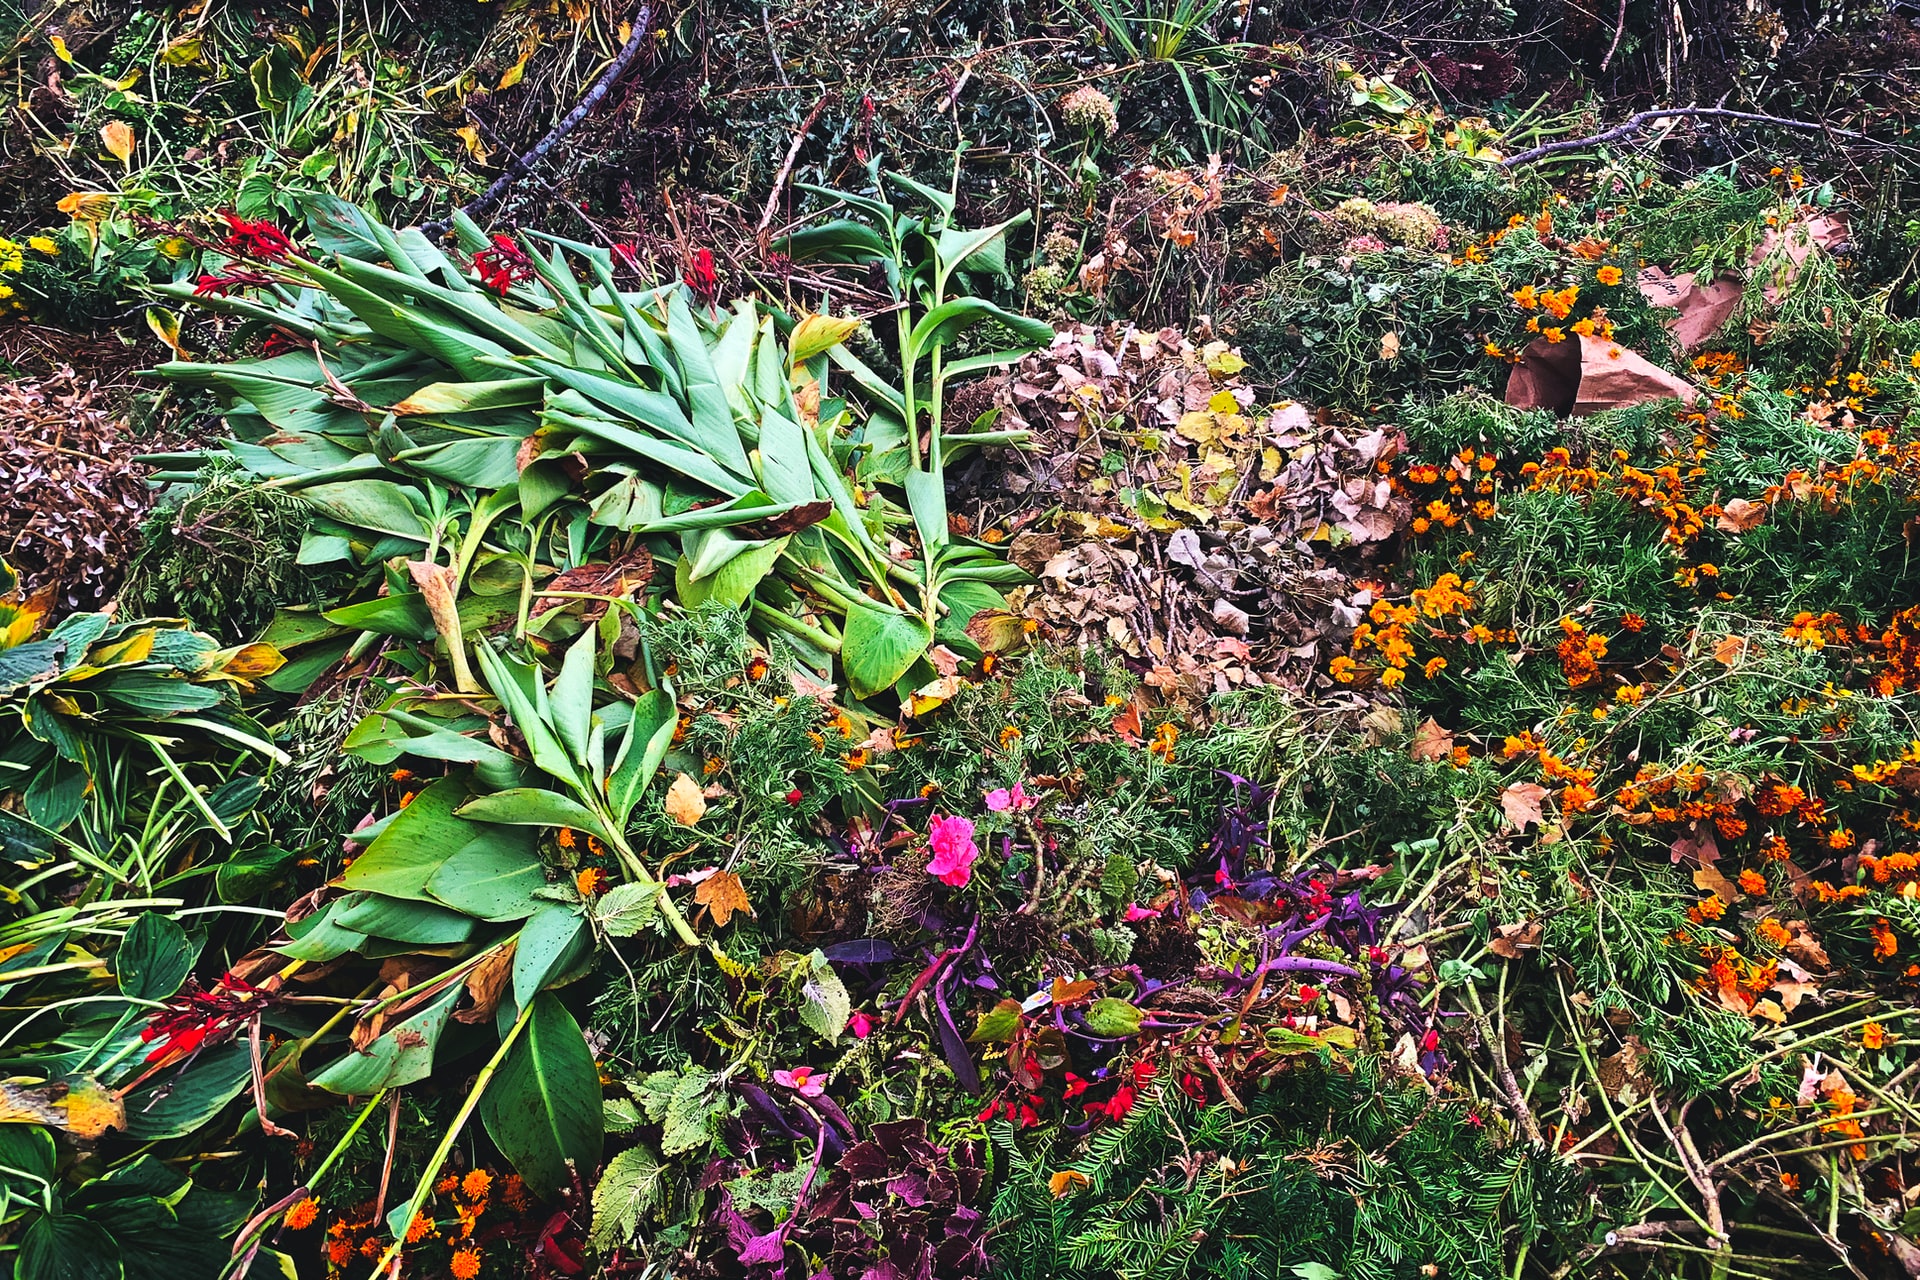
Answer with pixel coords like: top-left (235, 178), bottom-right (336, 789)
top-left (424, 3), bottom-right (655, 239)
top-left (1501, 106), bottom-right (1868, 169)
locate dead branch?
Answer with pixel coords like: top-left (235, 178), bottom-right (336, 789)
top-left (1501, 107), bottom-right (1869, 169)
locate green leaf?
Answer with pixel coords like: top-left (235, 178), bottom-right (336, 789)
top-left (512, 903), bottom-right (591, 1009)
top-left (606, 689), bottom-right (675, 827)
top-left (425, 830), bottom-right (545, 921)
top-left (594, 881), bottom-right (660, 937)
top-left (840, 603), bottom-right (931, 700)
top-left (551, 628), bottom-right (596, 768)
top-left (339, 779), bottom-right (480, 899)
top-left (905, 298), bottom-right (1053, 368)
top-left (589, 1146), bottom-right (663, 1251)
top-left (479, 994), bottom-right (604, 1198)
top-left (298, 479), bottom-right (432, 541)
top-left (115, 913), bottom-right (197, 1001)
top-left (123, 1043), bottom-right (252, 1140)
top-left (456, 789), bottom-right (610, 842)
top-left (904, 468), bottom-right (949, 551)
top-left (798, 949), bottom-right (851, 1042)
top-left (967, 998), bottom-right (1024, 1043)
top-left (14, 1214), bottom-right (122, 1280)
top-left (1084, 997), bottom-right (1143, 1038)
top-left (331, 893), bottom-right (477, 945)
top-left (310, 982), bottom-right (464, 1094)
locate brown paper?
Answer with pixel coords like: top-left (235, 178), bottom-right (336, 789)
top-left (1637, 211), bottom-right (1849, 348)
top-left (1636, 266), bottom-right (1743, 350)
top-left (1504, 334), bottom-right (1697, 416)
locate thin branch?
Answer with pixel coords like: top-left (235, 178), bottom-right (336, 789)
top-left (423, 2), bottom-right (655, 238)
top-left (1501, 107), bottom-right (1870, 169)
top-left (754, 96), bottom-right (829, 248)
top-left (1598, 0), bottom-right (1628, 73)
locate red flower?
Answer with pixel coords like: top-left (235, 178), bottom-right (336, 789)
top-left (473, 234), bottom-right (533, 296)
top-left (1180, 1072), bottom-right (1208, 1102)
top-left (1084, 1085), bottom-right (1136, 1123)
top-left (1421, 1028), bottom-right (1440, 1054)
top-left (1298, 985), bottom-right (1320, 1003)
top-left (141, 973), bottom-right (274, 1064)
top-left (786, 788), bottom-right (803, 805)
top-left (683, 248), bottom-right (718, 304)
top-left (1062, 1072), bottom-right (1089, 1098)
top-left (194, 269), bottom-right (276, 296)
top-left (1130, 1060), bottom-right (1157, 1087)
top-left (217, 211), bottom-right (293, 261)
top-left (1018, 1101), bottom-right (1040, 1127)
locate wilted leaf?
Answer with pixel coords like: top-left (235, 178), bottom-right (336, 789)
top-left (1410, 717), bottom-right (1453, 762)
top-left (664, 772), bottom-right (707, 826)
top-left (1500, 782), bottom-right (1549, 830)
top-left (101, 121), bottom-right (135, 165)
top-left (1487, 920), bottom-right (1543, 959)
top-left (1049, 1170), bottom-right (1090, 1197)
top-left (1693, 864), bottom-right (1744, 902)
top-left (693, 869), bottom-right (751, 926)
top-left (1716, 497), bottom-right (1766, 533)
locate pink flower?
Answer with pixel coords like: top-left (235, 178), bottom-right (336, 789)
top-left (925, 815), bottom-right (979, 887)
top-left (1123, 903), bottom-right (1160, 922)
top-left (985, 783), bottom-right (1033, 813)
top-left (772, 1066), bottom-right (825, 1097)
top-left (849, 1011), bottom-right (875, 1039)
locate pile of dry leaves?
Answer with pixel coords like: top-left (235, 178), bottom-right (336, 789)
top-left (0, 366), bottom-right (169, 611)
top-left (983, 322), bottom-right (1409, 715)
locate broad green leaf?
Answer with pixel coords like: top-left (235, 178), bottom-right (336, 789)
top-left (755, 409), bottom-right (815, 507)
top-left (332, 893), bottom-right (477, 945)
top-left (798, 949), bottom-right (851, 1041)
top-left (606, 688), bottom-right (675, 826)
top-left (905, 297), bottom-right (1053, 368)
top-left (841, 603), bottom-right (931, 700)
top-left (551, 628), bottom-right (596, 767)
top-left (589, 1146), bottom-right (663, 1251)
top-left (663, 290), bottom-right (753, 473)
top-left (675, 533), bottom-right (788, 610)
top-left (904, 467), bottom-right (949, 551)
top-left (594, 881), bottom-right (660, 937)
top-left (456, 788), bottom-right (610, 842)
top-left (123, 1043), bottom-right (252, 1139)
top-left (310, 982), bottom-right (464, 1094)
top-left (338, 778), bottom-right (480, 899)
top-left (299, 479), bottom-right (432, 541)
top-left (480, 993), bottom-right (604, 1198)
top-left (789, 313), bottom-right (862, 366)
top-left (1084, 997), bottom-right (1143, 1037)
top-left (115, 913), bottom-right (197, 1001)
top-left (512, 903), bottom-right (591, 1009)
top-left (471, 643), bottom-right (584, 793)
top-left (14, 1214), bottom-right (122, 1280)
top-left (426, 830), bottom-right (545, 921)
top-left (968, 998), bottom-right (1024, 1043)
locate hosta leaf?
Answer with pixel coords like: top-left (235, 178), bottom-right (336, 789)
top-left (841, 603), bottom-right (931, 700)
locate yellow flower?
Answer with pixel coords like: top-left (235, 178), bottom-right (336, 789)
top-left (27, 236), bottom-right (56, 254)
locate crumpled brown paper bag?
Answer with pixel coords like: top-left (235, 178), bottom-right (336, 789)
top-left (1504, 334), bottom-right (1698, 416)
top-left (1636, 211), bottom-right (1849, 349)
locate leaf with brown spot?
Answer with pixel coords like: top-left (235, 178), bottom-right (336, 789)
top-left (456, 942), bottom-right (517, 1025)
top-left (694, 869), bottom-right (753, 927)
top-left (1500, 782), bottom-right (1549, 830)
top-left (1488, 920), bottom-right (1543, 959)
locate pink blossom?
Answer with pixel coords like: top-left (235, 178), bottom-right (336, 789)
top-left (984, 783), bottom-right (1033, 813)
top-left (1123, 903), bottom-right (1160, 922)
top-left (772, 1066), bottom-right (825, 1097)
top-left (925, 815), bottom-right (979, 887)
top-left (849, 1011), bottom-right (875, 1039)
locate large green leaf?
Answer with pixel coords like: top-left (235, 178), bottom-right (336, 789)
top-left (14, 1214), bottom-right (122, 1280)
top-left (511, 904), bottom-right (591, 1010)
top-left (456, 789), bottom-right (610, 841)
top-left (606, 689), bottom-right (675, 826)
top-left (841, 604), bottom-right (931, 700)
top-left (337, 778), bottom-right (479, 899)
top-left (115, 913), bottom-right (197, 1001)
top-left (309, 982), bottom-right (465, 1094)
top-left (331, 893), bottom-right (477, 945)
top-left (123, 1043), bottom-right (252, 1140)
top-left (425, 830), bottom-right (546, 921)
top-left (479, 994), bottom-right (604, 1198)
top-left (298, 479), bottom-right (433, 541)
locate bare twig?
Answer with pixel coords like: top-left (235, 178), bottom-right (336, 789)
top-left (423, 2), bottom-right (654, 238)
top-left (1501, 106), bottom-right (1870, 169)
top-left (1598, 0), bottom-right (1629, 72)
top-left (754, 96), bottom-right (829, 248)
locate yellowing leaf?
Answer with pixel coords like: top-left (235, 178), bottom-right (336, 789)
top-left (59, 1079), bottom-right (125, 1138)
top-left (50, 35), bottom-right (72, 64)
top-left (146, 307), bottom-right (189, 360)
top-left (497, 44), bottom-right (535, 91)
top-left (664, 772), bottom-right (707, 826)
top-left (693, 869), bottom-right (752, 926)
top-left (1049, 1170), bottom-right (1090, 1197)
top-left (790, 313), bottom-right (862, 366)
top-left (1206, 389), bottom-right (1239, 414)
top-left (453, 125), bottom-right (490, 164)
top-left (159, 34), bottom-right (206, 67)
top-left (57, 192), bottom-right (112, 224)
top-left (1202, 342), bottom-right (1246, 376)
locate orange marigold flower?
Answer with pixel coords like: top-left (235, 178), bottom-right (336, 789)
top-left (1149, 722), bottom-right (1179, 762)
top-left (462, 1169), bottom-right (493, 1200)
top-left (1738, 869), bottom-right (1768, 896)
top-left (391, 768), bottom-right (414, 783)
top-left (451, 1248), bottom-right (483, 1280)
top-left (284, 1198), bottom-right (320, 1231)
top-left (576, 867), bottom-right (605, 897)
top-left (555, 827), bottom-right (577, 850)
top-left (1757, 918), bottom-right (1792, 948)
top-left (1596, 265), bottom-right (1624, 286)
top-left (327, 1239), bottom-right (355, 1266)
top-left (1423, 656), bottom-right (1447, 679)
top-left (1781, 1171), bottom-right (1801, 1192)
top-left (1863, 1022), bottom-right (1887, 1051)
top-left (405, 1213), bottom-right (434, 1244)
top-left (1690, 894), bottom-right (1728, 922)
top-left (1874, 918), bottom-right (1899, 960)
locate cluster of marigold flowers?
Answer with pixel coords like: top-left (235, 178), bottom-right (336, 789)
top-left (1331, 572), bottom-right (1482, 689)
top-left (282, 1166), bottom-right (527, 1278)
top-left (1404, 447), bottom-right (1500, 533)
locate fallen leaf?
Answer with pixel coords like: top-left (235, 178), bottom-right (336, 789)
top-left (456, 942), bottom-right (517, 1024)
top-left (1784, 920), bottom-right (1830, 971)
top-left (694, 869), bottom-right (752, 927)
top-left (1488, 920), bottom-right (1543, 959)
top-left (1716, 497), bottom-right (1766, 533)
top-left (1410, 717), bottom-right (1454, 763)
top-left (1500, 782), bottom-right (1550, 830)
top-left (1712, 635), bottom-right (1747, 666)
top-left (101, 121), bottom-right (135, 165)
top-left (1049, 1170), bottom-right (1091, 1198)
top-left (59, 1078), bottom-right (124, 1138)
top-left (1379, 331), bottom-right (1401, 360)
top-left (664, 772), bottom-right (707, 826)
top-left (1693, 864), bottom-right (1744, 902)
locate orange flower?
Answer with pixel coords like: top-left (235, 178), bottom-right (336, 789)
top-left (404, 1213), bottom-right (434, 1244)
top-left (1874, 918), bottom-right (1899, 961)
top-left (1758, 918), bottom-right (1792, 948)
top-left (576, 867), bottom-right (605, 897)
top-left (1781, 1171), bottom-right (1801, 1192)
top-left (555, 828), bottom-right (577, 850)
top-left (284, 1198), bottom-right (319, 1231)
top-left (1863, 1022), bottom-right (1887, 1051)
top-left (391, 768), bottom-right (414, 783)
top-left (451, 1248), bottom-right (483, 1280)
top-left (1149, 722), bottom-right (1179, 762)
top-left (1595, 265), bottom-right (1623, 286)
top-left (461, 1169), bottom-right (493, 1200)
top-left (1738, 869), bottom-right (1768, 896)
